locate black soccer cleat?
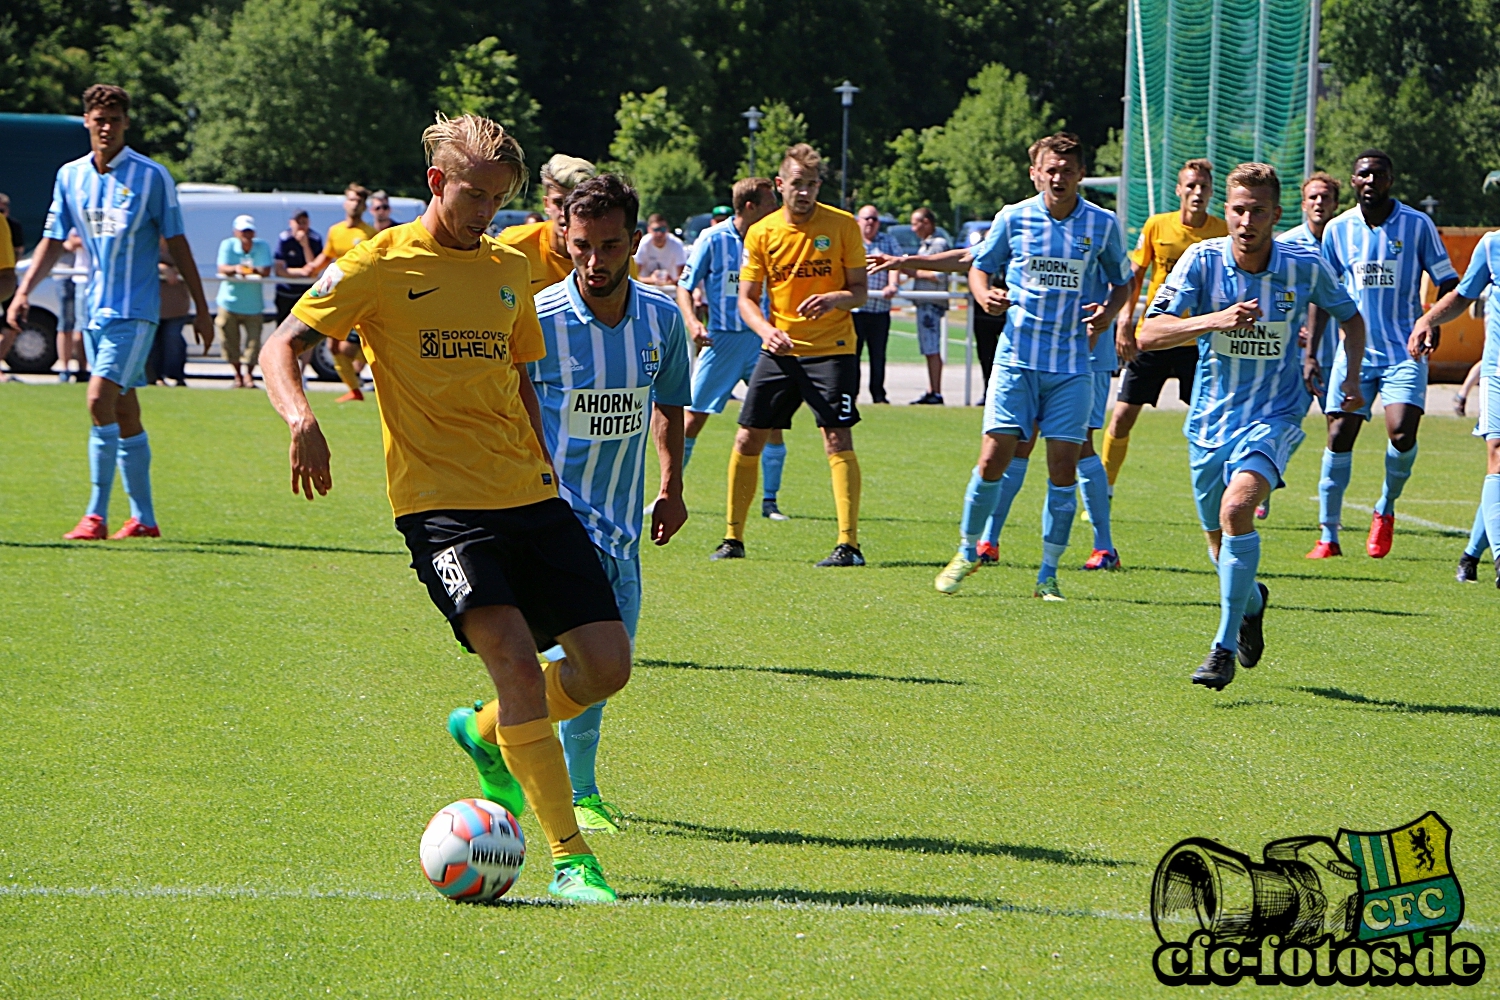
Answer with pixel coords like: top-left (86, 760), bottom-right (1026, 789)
top-left (1191, 646), bottom-right (1237, 690)
top-left (709, 538), bottom-right (745, 561)
top-left (1236, 583), bottom-right (1269, 668)
top-left (815, 543), bottom-right (865, 567)
top-left (761, 498), bottom-right (788, 521)
top-left (1457, 552), bottom-right (1480, 582)
top-left (1494, 556), bottom-right (1500, 589)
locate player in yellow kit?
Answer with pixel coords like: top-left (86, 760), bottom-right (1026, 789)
top-left (711, 143), bottom-right (868, 566)
top-left (310, 183), bottom-right (376, 401)
top-left (498, 154), bottom-right (599, 291)
top-left (261, 114), bottom-right (631, 903)
top-left (1101, 159), bottom-right (1229, 484)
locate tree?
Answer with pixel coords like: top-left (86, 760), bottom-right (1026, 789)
top-left (738, 100), bottom-right (808, 179)
top-left (605, 87), bottom-right (712, 224)
top-left (925, 63), bottom-right (1060, 217)
top-left (0, 21), bottom-right (93, 115)
top-left (178, 0), bottom-right (414, 190)
top-left (862, 126), bottom-right (947, 215)
top-left (95, 1), bottom-right (193, 165)
top-left (609, 86), bottom-right (697, 166)
top-left (431, 37), bottom-right (540, 155)
top-left (631, 147), bottom-right (714, 223)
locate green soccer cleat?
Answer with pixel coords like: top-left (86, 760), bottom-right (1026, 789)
top-left (934, 553), bottom-right (979, 594)
top-left (1033, 576), bottom-right (1065, 601)
top-left (446, 704), bottom-right (526, 819)
top-left (574, 794), bottom-right (624, 833)
top-left (549, 853), bottom-right (618, 902)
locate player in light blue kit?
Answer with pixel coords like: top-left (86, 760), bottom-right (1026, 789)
top-left (1310, 151), bottom-right (1458, 560)
top-left (449, 175), bottom-right (691, 833)
top-left (8, 84), bottom-right (213, 540)
top-left (1140, 163), bottom-right (1367, 689)
top-left (915, 133), bottom-right (1133, 600)
top-left (675, 177), bottom-right (790, 518)
top-left (1412, 229), bottom-right (1500, 588)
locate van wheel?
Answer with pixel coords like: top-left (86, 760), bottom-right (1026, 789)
top-left (5, 309), bottom-right (60, 374)
top-left (308, 338), bottom-right (341, 381)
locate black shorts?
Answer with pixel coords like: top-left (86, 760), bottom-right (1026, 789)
top-left (395, 498), bottom-right (621, 654)
top-left (739, 352), bottom-right (860, 429)
top-left (1118, 344), bottom-right (1198, 407)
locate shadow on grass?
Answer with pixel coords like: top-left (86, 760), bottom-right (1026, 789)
top-left (1075, 594), bottom-right (1422, 618)
top-left (1214, 698), bottom-right (1280, 710)
top-left (1127, 564), bottom-right (1398, 584)
top-left (189, 537), bottom-right (403, 556)
top-left (630, 881), bottom-right (1099, 915)
top-left (634, 817), bottom-right (1133, 868)
top-left (0, 537), bottom-right (401, 557)
top-left (873, 559), bottom-right (949, 569)
top-left (1294, 686), bottom-right (1500, 718)
top-left (635, 657), bottom-right (963, 686)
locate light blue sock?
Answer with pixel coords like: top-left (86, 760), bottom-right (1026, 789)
top-left (1076, 453), bottom-right (1113, 553)
top-left (116, 431), bottom-right (156, 527)
top-left (682, 434), bottom-right (697, 471)
top-left (1318, 449), bottom-right (1352, 543)
top-left (1374, 441), bottom-right (1417, 517)
top-left (559, 701), bottom-right (605, 802)
top-left (1038, 480), bottom-right (1076, 582)
top-left (1483, 475), bottom-right (1500, 558)
top-left (1213, 531), bottom-right (1262, 652)
top-left (1466, 501), bottom-right (1489, 559)
top-left (960, 468), bottom-right (1002, 561)
top-left (87, 423), bottom-right (121, 520)
top-left (982, 456), bottom-right (1028, 545)
top-left (761, 442), bottom-right (786, 501)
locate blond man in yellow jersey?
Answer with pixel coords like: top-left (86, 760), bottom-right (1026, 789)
top-left (308, 183), bottom-right (376, 401)
top-left (261, 114), bottom-right (631, 903)
top-left (1101, 159), bottom-right (1229, 484)
top-left (712, 143), bottom-right (868, 566)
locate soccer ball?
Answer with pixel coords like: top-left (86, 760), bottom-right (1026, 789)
top-left (419, 798), bottom-right (525, 902)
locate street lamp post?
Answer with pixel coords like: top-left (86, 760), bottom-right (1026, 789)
top-left (742, 105), bottom-right (764, 177)
top-left (833, 81), bottom-right (859, 207)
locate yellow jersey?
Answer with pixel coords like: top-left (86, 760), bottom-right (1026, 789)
top-left (325, 219), bottom-right (377, 262)
top-left (292, 220), bottom-right (555, 518)
top-left (1131, 211), bottom-right (1229, 331)
top-left (497, 218), bottom-right (639, 290)
top-left (0, 229), bottom-right (13, 270)
top-left (740, 203), bottom-right (866, 356)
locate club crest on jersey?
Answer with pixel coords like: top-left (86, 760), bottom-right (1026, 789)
top-left (1074, 235), bottom-right (1094, 254)
top-left (1390, 239), bottom-right (1404, 256)
top-left (500, 285), bottom-right (517, 309)
top-left (1274, 288), bottom-right (1297, 313)
top-left (114, 185), bottom-right (133, 205)
top-left (640, 344), bottom-right (661, 375)
top-left (814, 235), bottom-right (831, 251)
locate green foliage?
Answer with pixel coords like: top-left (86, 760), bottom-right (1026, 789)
top-left (1321, 0), bottom-right (1491, 101)
top-left (739, 100), bottom-right (809, 179)
top-left (609, 86), bottom-right (698, 166)
top-left (629, 146), bottom-right (714, 224)
top-left (430, 37), bottom-right (540, 154)
top-left (0, 21), bottom-right (93, 115)
top-left (925, 63), bottom-right (1060, 217)
top-left (1092, 127), bottom-right (1123, 177)
top-left (95, 2), bottom-right (193, 164)
top-left (178, 0), bottom-right (413, 190)
top-left (605, 87), bottom-right (712, 224)
top-left (862, 127), bottom-right (947, 215)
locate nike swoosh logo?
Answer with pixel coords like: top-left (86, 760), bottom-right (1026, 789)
top-left (408, 287), bottom-right (438, 299)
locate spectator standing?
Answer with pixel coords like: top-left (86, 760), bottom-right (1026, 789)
top-left (55, 230), bottom-right (91, 382)
top-left (215, 214), bottom-right (271, 388)
top-left (147, 237), bottom-right (191, 386)
top-left (0, 202), bottom-right (13, 380)
top-left (369, 190), bottom-right (397, 232)
top-left (902, 207), bottom-right (950, 404)
top-left (969, 209), bottom-right (1006, 399)
top-left (310, 183), bottom-right (375, 401)
top-left (635, 213), bottom-right (687, 287)
top-left (272, 210), bottom-right (322, 326)
top-left (853, 206), bottom-right (900, 403)
top-left (0, 192), bottom-right (22, 255)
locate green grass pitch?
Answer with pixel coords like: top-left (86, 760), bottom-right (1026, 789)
top-left (1, 385), bottom-right (1496, 998)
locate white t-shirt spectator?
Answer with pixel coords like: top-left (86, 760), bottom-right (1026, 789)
top-left (635, 233), bottom-right (687, 283)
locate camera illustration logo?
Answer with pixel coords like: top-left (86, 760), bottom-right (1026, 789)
top-left (1151, 812), bottom-right (1485, 986)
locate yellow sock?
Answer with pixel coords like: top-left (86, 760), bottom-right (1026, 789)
top-left (333, 348), bottom-right (360, 392)
top-left (495, 718), bottom-right (591, 859)
top-left (828, 450), bottom-right (861, 547)
top-left (473, 659), bottom-right (590, 743)
top-left (1101, 432), bottom-right (1129, 487)
top-left (726, 449), bottom-right (758, 541)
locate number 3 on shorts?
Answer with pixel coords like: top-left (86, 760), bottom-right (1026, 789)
top-left (840, 393), bottom-right (853, 419)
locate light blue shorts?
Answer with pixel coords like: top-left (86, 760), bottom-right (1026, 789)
top-left (984, 366), bottom-right (1093, 444)
top-left (916, 304), bottom-right (945, 356)
top-left (1476, 371), bottom-right (1500, 440)
top-left (1188, 420), bottom-right (1306, 532)
top-left (690, 332), bottom-right (762, 414)
top-left (84, 318), bottom-right (155, 391)
top-left (1088, 370), bottom-right (1111, 430)
top-left (1327, 352), bottom-right (1427, 419)
top-left (543, 548), bottom-right (641, 662)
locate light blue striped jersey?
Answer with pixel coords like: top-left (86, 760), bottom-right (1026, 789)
top-left (1456, 230), bottom-right (1500, 376)
top-left (530, 277), bottom-right (692, 559)
top-left (1276, 222), bottom-right (1338, 372)
top-left (679, 219), bottom-right (750, 332)
top-left (1320, 202), bottom-right (1457, 368)
top-left (43, 147), bottom-right (185, 324)
top-left (1147, 237), bottom-right (1358, 448)
top-left (973, 194), bottom-right (1131, 374)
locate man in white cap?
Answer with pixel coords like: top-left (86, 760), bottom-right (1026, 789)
top-left (216, 214), bottom-right (272, 387)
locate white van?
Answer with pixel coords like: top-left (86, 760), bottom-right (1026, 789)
top-left (9, 185), bottom-right (424, 376)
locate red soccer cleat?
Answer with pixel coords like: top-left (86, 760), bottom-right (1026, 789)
top-left (63, 514), bottom-right (107, 540)
top-left (1305, 540), bottom-right (1343, 559)
top-left (1083, 548), bottom-right (1121, 571)
top-left (976, 541), bottom-right (999, 565)
top-left (336, 387), bottom-right (365, 402)
top-left (109, 517), bottom-right (160, 539)
top-left (1367, 513), bottom-right (1395, 558)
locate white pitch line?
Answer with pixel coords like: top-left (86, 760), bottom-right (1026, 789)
top-left (1307, 500), bottom-right (1469, 536)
